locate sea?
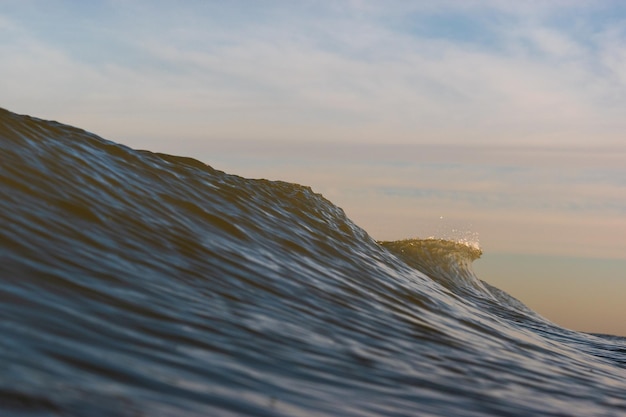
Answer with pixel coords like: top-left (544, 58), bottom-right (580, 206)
top-left (1, 107), bottom-right (625, 416)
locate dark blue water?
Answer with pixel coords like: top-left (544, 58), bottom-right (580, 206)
top-left (1, 107), bottom-right (624, 416)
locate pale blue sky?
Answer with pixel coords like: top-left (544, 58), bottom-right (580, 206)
top-left (3, 1), bottom-right (626, 146)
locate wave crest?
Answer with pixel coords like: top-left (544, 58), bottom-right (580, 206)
top-left (380, 238), bottom-right (485, 294)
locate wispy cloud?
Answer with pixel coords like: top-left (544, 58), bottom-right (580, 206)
top-left (2, 1), bottom-right (626, 146)
top-left (200, 141), bottom-right (626, 258)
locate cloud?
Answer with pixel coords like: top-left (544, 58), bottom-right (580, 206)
top-left (198, 140), bottom-right (626, 259)
top-left (2, 1), bottom-right (626, 146)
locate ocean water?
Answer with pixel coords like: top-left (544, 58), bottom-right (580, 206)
top-left (1, 108), bottom-right (625, 417)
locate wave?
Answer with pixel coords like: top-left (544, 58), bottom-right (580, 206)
top-left (1, 107), bottom-right (625, 416)
top-left (380, 238), bottom-right (484, 291)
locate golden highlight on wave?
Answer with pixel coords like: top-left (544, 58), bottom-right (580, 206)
top-left (379, 238), bottom-right (483, 293)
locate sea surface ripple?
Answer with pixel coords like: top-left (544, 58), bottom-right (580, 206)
top-left (1, 108), bottom-right (625, 416)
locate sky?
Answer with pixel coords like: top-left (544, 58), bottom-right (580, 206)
top-left (1, 1), bottom-right (625, 335)
top-left (3, 0), bottom-right (626, 146)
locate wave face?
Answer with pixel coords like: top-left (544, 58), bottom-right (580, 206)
top-left (1, 108), bottom-right (625, 417)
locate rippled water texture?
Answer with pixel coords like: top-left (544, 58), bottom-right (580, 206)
top-left (1, 108), bottom-right (625, 416)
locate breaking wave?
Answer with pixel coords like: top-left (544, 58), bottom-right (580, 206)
top-left (1, 108), bottom-right (624, 416)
